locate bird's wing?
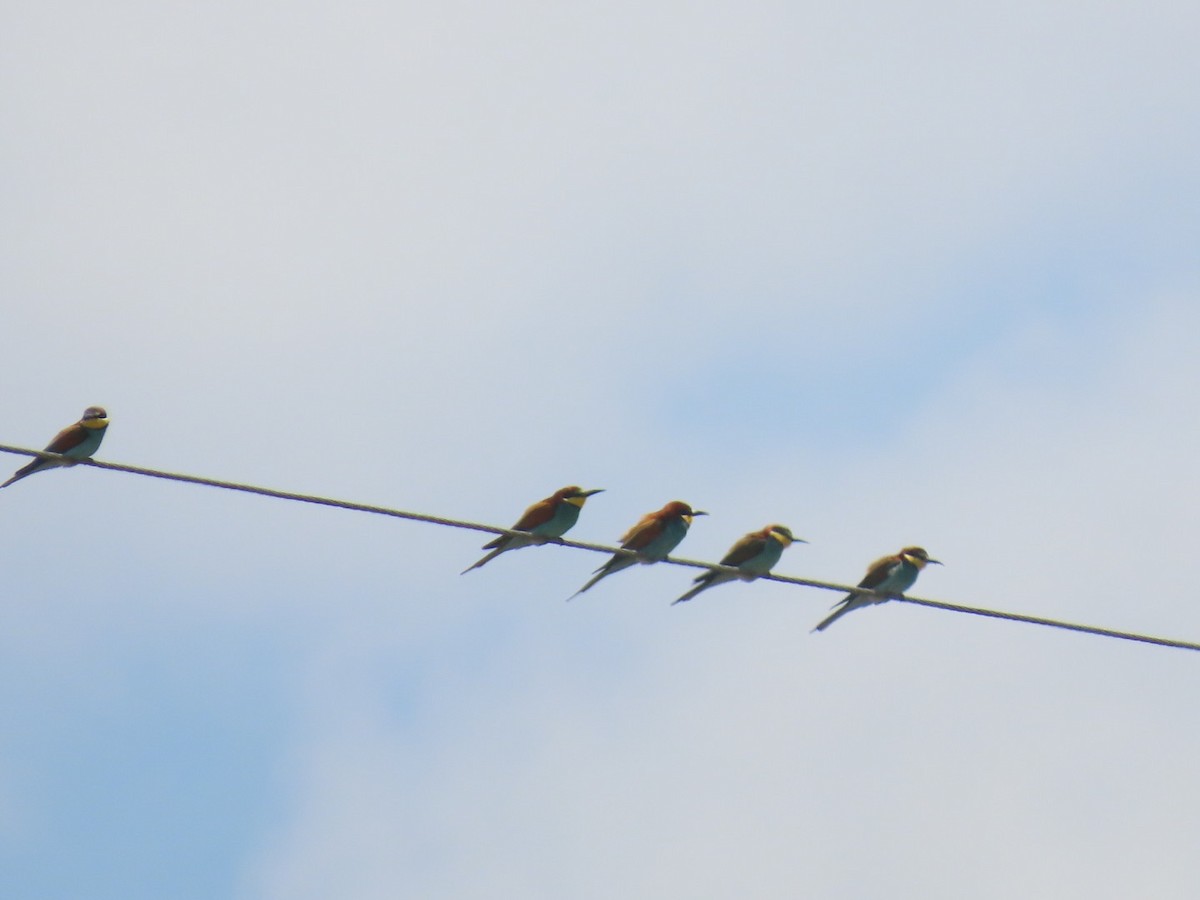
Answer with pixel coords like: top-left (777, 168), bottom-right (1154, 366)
top-left (720, 534), bottom-right (764, 567)
top-left (857, 555), bottom-right (900, 590)
top-left (620, 514), bottom-right (662, 550)
top-left (479, 532), bottom-right (508, 550)
top-left (510, 497), bottom-right (557, 531)
top-left (811, 555), bottom-right (899, 631)
top-left (43, 422), bottom-right (89, 455)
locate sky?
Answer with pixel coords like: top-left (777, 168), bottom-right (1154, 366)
top-left (2, 1), bottom-right (1200, 897)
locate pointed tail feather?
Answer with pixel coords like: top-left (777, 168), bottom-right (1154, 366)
top-left (570, 555), bottom-right (642, 600)
top-left (672, 572), bottom-right (718, 605)
top-left (461, 529), bottom-right (548, 574)
top-left (461, 543), bottom-right (510, 574)
top-left (811, 594), bottom-right (867, 632)
top-left (1, 459), bottom-right (48, 489)
top-left (568, 568), bottom-right (610, 600)
top-left (811, 605), bottom-right (850, 632)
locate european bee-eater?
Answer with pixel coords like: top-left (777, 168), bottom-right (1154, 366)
top-left (570, 500), bottom-right (706, 599)
top-left (462, 485), bottom-right (604, 573)
top-left (2, 406), bottom-right (110, 489)
top-left (811, 546), bottom-right (942, 632)
top-left (672, 524), bottom-right (804, 605)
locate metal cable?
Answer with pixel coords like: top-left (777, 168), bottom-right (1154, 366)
top-left (2, 443), bottom-right (1195, 652)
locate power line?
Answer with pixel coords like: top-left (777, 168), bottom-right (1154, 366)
top-left (898, 596), bottom-right (1200, 651)
top-left (2, 442), bottom-right (1197, 653)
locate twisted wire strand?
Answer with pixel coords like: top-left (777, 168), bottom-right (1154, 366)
top-left (2, 443), bottom-right (1196, 652)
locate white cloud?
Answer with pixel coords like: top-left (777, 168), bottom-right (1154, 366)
top-left (237, 289), bottom-right (1200, 899)
top-left (3, 2), bottom-right (1200, 898)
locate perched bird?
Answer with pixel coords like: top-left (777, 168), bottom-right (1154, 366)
top-left (462, 485), bottom-right (604, 573)
top-left (811, 546), bottom-right (942, 632)
top-left (673, 524), bottom-right (804, 605)
top-left (570, 500), bottom-right (707, 599)
top-left (2, 406), bottom-right (110, 489)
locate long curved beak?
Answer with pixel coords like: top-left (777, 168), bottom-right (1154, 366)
top-left (691, 510), bottom-right (709, 516)
top-left (927, 558), bottom-right (943, 566)
top-left (579, 488), bottom-right (605, 497)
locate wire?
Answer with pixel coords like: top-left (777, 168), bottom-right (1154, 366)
top-left (2, 443), bottom-right (1197, 653)
top-left (899, 597), bottom-right (1200, 651)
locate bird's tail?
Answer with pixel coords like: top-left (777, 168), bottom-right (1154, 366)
top-left (567, 556), bottom-right (637, 600)
top-left (568, 568), bottom-right (609, 600)
top-left (672, 572), bottom-right (715, 605)
top-left (460, 543), bottom-right (509, 574)
top-left (0, 459), bottom-right (44, 489)
top-left (811, 594), bottom-right (861, 632)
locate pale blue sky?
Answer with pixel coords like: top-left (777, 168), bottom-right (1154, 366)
top-left (3, 1), bottom-right (1200, 898)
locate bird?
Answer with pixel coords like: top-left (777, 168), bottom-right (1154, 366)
top-left (569, 500), bottom-right (706, 598)
top-left (811, 546), bottom-right (942, 632)
top-left (462, 485), bottom-right (604, 573)
top-left (673, 524), bottom-right (804, 604)
top-left (2, 406), bottom-right (110, 489)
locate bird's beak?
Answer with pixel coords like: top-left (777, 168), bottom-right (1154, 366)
top-left (580, 488), bottom-right (605, 497)
top-left (927, 558), bottom-right (943, 566)
top-left (795, 537), bottom-right (810, 544)
top-left (692, 510), bottom-right (709, 516)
